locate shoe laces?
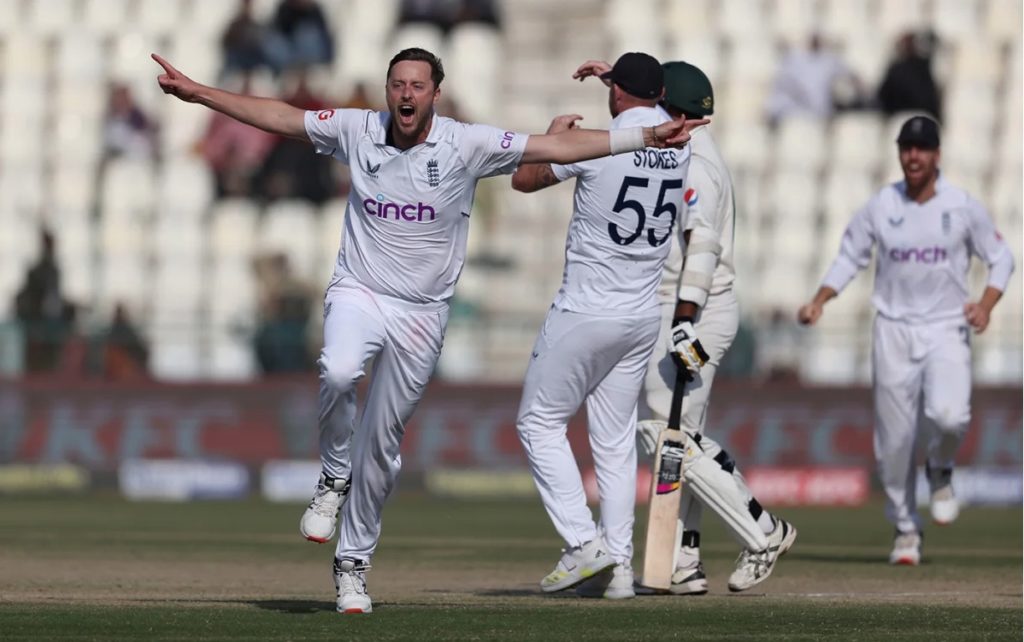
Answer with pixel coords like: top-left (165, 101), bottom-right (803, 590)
top-left (894, 532), bottom-right (921, 549)
top-left (736, 549), bottom-right (770, 577)
top-left (335, 559), bottom-right (371, 595)
top-left (309, 479), bottom-right (348, 517)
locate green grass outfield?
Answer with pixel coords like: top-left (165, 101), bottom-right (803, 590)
top-left (0, 493), bottom-right (1020, 641)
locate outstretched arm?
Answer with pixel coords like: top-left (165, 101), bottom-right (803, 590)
top-left (152, 53), bottom-right (308, 140)
top-left (521, 116), bottom-right (709, 165)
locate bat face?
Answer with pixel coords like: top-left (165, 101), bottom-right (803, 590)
top-left (641, 429), bottom-right (687, 590)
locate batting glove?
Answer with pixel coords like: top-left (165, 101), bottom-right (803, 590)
top-left (670, 317), bottom-right (710, 374)
top-left (636, 419), bottom-right (667, 458)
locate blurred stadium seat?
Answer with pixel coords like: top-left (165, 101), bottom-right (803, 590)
top-left (0, 0), bottom-right (1018, 385)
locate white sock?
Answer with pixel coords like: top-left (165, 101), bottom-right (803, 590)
top-left (757, 511), bottom-right (775, 535)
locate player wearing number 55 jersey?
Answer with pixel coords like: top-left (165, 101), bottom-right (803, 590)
top-left (799, 116), bottom-right (1015, 566)
top-left (512, 53), bottom-right (707, 599)
top-left (153, 47), bottom-right (700, 614)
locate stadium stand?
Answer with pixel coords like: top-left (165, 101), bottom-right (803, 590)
top-left (0, 0), bottom-right (1019, 385)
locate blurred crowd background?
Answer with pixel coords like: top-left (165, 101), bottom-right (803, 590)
top-left (0, 0), bottom-right (1020, 386)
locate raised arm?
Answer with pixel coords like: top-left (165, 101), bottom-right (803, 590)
top-left (512, 114), bottom-right (583, 193)
top-left (521, 116), bottom-right (709, 165)
top-left (152, 53), bottom-right (308, 140)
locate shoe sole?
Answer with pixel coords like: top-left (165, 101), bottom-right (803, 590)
top-left (542, 559), bottom-right (618, 593)
top-left (632, 583), bottom-right (670, 596)
top-left (303, 534), bottom-right (330, 543)
top-left (669, 582), bottom-right (708, 596)
top-left (338, 607), bottom-right (372, 614)
top-left (891, 557), bottom-right (920, 566)
top-left (728, 524), bottom-right (798, 593)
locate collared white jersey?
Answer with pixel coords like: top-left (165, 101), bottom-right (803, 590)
top-left (656, 125), bottom-right (736, 304)
top-left (822, 176), bottom-right (1015, 324)
top-left (305, 109), bottom-right (527, 304)
top-left (550, 106), bottom-right (691, 315)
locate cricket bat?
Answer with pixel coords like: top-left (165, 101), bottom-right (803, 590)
top-left (639, 369), bottom-right (689, 591)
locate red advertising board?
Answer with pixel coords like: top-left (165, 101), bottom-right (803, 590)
top-left (1, 379), bottom-right (1020, 471)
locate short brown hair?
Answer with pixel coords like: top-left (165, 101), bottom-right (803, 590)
top-left (387, 48), bottom-right (445, 87)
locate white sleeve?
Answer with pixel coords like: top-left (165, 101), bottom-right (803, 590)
top-left (551, 162), bottom-right (583, 181)
top-left (681, 159), bottom-right (719, 234)
top-left (966, 198), bottom-right (1015, 291)
top-left (821, 202), bottom-right (875, 293)
top-left (303, 108), bottom-right (368, 164)
top-left (458, 124), bottom-right (528, 178)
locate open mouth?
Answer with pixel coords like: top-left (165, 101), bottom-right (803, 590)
top-left (398, 104), bottom-right (415, 124)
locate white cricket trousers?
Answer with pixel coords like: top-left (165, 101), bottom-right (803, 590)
top-left (317, 277), bottom-right (448, 561)
top-left (644, 291), bottom-right (747, 538)
top-left (516, 306), bottom-right (661, 564)
top-left (872, 315), bottom-right (971, 534)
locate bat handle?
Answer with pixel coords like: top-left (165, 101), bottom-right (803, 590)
top-left (667, 367), bottom-right (690, 430)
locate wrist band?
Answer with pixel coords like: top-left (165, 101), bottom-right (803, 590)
top-left (609, 126), bottom-right (645, 155)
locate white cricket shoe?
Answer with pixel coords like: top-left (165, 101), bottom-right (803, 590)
top-left (889, 531), bottom-right (922, 566)
top-left (540, 537), bottom-right (616, 593)
top-left (728, 518), bottom-right (797, 592)
top-left (333, 558), bottom-right (372, 614)
top-left (927, 465), bottom-right (959, 525)
top-left (670, 559), bottom-right (708, 596)
top-left (575, 563), bottom-right (635, 600)
top-left (300, 473), bottom-right (350, 543)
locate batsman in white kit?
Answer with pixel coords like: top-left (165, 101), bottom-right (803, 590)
top-left (153, 48), bottom-right (700, 613)
top-left (799, 115), bottom-right (1015, 566)
top-left (632, 61), bottom-right (796, 594)
top-left (512, 53), bottom-right (708, 599)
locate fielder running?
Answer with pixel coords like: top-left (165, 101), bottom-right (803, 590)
top-left (154, 48), bottom-right (699, 613)
top-left (512, 52), bottom-right (707, 599)
top-left (598, 60), bottom-right (797, 593)
top-left (798, 115), bottom-right (1014, 565)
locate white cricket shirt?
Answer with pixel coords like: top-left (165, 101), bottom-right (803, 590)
top-left (305, 109), bottom-right (527, 304)
top-left (656, 124), bottom-right (736, 304)
top-left (822, 175), bottom-right (1015, 324)
top-left (551, 106), bottom-right (691, 315)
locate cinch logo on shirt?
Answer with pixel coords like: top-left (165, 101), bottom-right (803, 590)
top-left (499, 131), bottom-right (516, 149)
top-left (889, 246), bottom-right (948, 263)
top-left (363, 194), bottom-right (436, 221)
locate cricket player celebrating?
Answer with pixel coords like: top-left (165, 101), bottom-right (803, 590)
top-left (153, 48), bottom-right (700, 613)
top-left (798, 115), bottom-right (1015, 565)
top-left (625, 61), bottom-right (797, 594)
top-left (512, 53), bottom-right (709, 600)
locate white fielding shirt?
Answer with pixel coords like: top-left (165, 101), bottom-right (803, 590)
top-left (656, 124), bottom-right (736, 304)
top-left (551, 106), bottom-right (691, 315)
top-left (822, 176), bottom-right (1015, 324)
top-left (305, 109), bottom-right (528, 304)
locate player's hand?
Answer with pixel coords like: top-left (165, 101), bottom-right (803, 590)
top-left (797, 302), bottom-right (823, 325)
top-left (649, 117), bottom-right (710, 149)
top-left (573, 60), bottom-right (612, 86)
top-left (636, 419), bottom-right (667, 458)
top-left (670, 318), bottom-right (709, 374)
top-left (964, 302), bottom-right (990, 333)
top-left (547, 114), bottom-right (583, 135)
top-left (152, 53), bottom-right (202, 103)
